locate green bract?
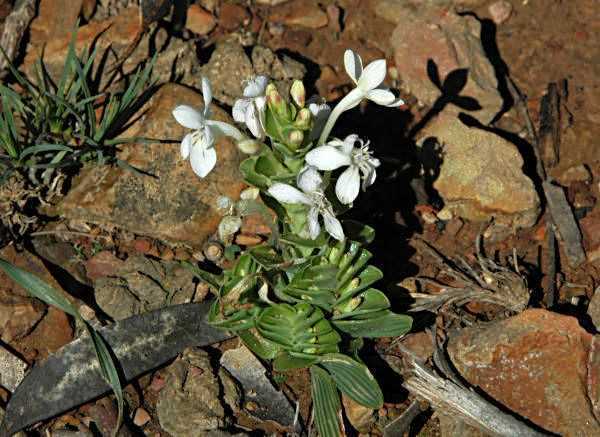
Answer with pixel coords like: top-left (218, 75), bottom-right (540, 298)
top-left (191, 77), bottom-right (412, 437)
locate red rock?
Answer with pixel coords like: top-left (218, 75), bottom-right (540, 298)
top-left (22, 307), bottom-right (74, 359)
top-left (234, 234), bottom-right (262, 246)
top-left (84, 251), bottom-right (124, 281)
top-left (133, 407), bottom-right (151, 426)
top-left (580, 207), bottom-right (600, 261)
top-left (28, 0), bottom-right (83, 48)
top-left (447, 309), bottom-right (600, 436)
top-left (186, 4), bottom-right (217, 36)
top-left (133, 238), bottom-right (154, 255)
top-left (270, 1), bottom-right (328, 29)
top-left (219, 3), bottom-right (250, 31)
top-left (0, 290), bottom-right (45, 342)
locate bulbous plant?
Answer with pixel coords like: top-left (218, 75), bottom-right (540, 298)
top-left (179, 50), bottom-right (411, 436)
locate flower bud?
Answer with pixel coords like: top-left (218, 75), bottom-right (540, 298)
top-left (266, 83), bottom-right (284, 111)
top-left (287, 130), bottom-right (304, 149)
top-left (290, 80), bottom-right (305, 107)
top-left (294, 108), bottom-right (312, 130)
top-left (236, 139), bottom-right (261, 155)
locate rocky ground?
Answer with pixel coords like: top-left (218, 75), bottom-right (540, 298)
top-left (0, 0), bottom-right (599, 436)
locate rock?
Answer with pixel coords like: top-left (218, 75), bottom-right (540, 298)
top-left (133, 407), bottom-right (151, 427)
top-left (269, 1), bottom-right (329, 29)
top-left (28, 0), bottom-right (84, 49)
top-left (31, 237), bottom-right (89, 285)
top-left (0, 289), bottom-right (45, 343)
top-left (588, 287), bottom-right (600, 330)
top-left (59, 83), bottom-right (245, 247)
top-left (389, 5), bottom-right (503, 124)
top-left (202, 42), bottom-right (305, 106)
top-left (0, 344), bottom-right (27, 392)
top-left (157, 348), bottom-right (225, 435)
top-left (447, 309), bottom-right (600, 436)
top-left (24, 6), bottom-right (142, 80)
top-left (84, 251), bottom-right (124, 281)
top-left (186, 4), bottom-right (217, 35)
top-left (556, 164), bottom-right (593, 186)
top-left (218, 3), bottom-right (250, 31)
top-left (342, 395), bottom-right (375, 433)
top-left (256, 0), bottom-right (289, 5)
top-left (23, 306), bottom-right (74, 359)
top-left (220, 345), bottom-right (297, 431)
top-left (94, 255), bottom-right (196, 319)
top-left (488, 0), bottom-right (513, 25)
top-left (420, 114), bottom-right (539, 229)
top-left (580, 206), bottom-right (600, 264)
top-left (201, 41), bottom-right (255, 106)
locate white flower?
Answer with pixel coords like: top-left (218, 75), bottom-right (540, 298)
top-left (173, 78), bottom-right (243, 178)
top-left (306, 134), bottom-right (379, 204)
top-left (267, 166), bottom-right (345, 241)
top-left (318, 49), bottom-right (404, 145)
top-left (307, 97), bottom-right (331, 142)
top-left (232, 76), bottom-right (268, 139)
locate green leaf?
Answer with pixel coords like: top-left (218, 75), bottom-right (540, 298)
top-left (248, 245), bottom-right (284, 269)
top-left (20, 144), bottom-right (74, 159)
top-left (319, 353), bottom-right (383, 409)
top-left (333, 288), bottom-right (390, 320)
top-left (182, 261), bottom-right (223, 293)
top-left (256, 303), bottom-right (340, 354)
top-left (238, 329), bottom-right (281, 360)
top-left (273, 352), bottom-right (319, 371)
top-left (333, 312), bottom-right (412, 338)
top-left (311, 365), bottom-right (342, 437)
top-left (0, 258), bottom-right (124, 437)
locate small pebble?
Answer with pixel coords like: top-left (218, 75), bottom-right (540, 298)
top-left (488, 0), bottom-right (513, 25)
top-left (133, 407), bottom-right (151, 427)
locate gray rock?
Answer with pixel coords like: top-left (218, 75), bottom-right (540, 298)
top-left (94, 255), bottom-right (196, 320)
top-left (588, 286), bottom-right (600, 330)
top-left (201, 42), bottom-right (306, 106)
top-left (157, 348), bottom-right (226, 436)
top-left (419, 114), bottom-right (540, 229)
top-left (220, 345), bottom-right (298, 431)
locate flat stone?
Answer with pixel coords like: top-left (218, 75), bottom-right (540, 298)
top-left (269, 1), bottom-right (329, 29)
top-left (186, 4), bottom-right (217, 35)
top-left (28, 0), bottom-right (84, 49)
top-left (59, 83), bottom-right (245, 247)
top-left (420, 114), bottom-right (540, 229)
top-left (389, 5), bottom-right (503, 124)
top-left (447, 309), bottom-right (600, 436)
top-left (157, 348), bottom-right (225, 435)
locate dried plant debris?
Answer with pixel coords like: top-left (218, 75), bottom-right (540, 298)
top-left (408, 235), bottom-right (530, 314)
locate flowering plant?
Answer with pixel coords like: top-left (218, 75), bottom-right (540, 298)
top-left (176, 50), bottom-right (412, 436)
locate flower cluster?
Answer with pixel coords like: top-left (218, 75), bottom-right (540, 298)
top-left (174, 49), bottom-right (410, 437)
top-left (173, 49), bottom-right (403, 242)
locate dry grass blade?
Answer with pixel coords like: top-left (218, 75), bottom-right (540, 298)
top-left (0, 0), bottom-right (35, 79)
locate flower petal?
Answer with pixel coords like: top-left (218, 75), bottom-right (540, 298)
top-left (307, 207), bottom-right (321, 239)
top-left (173, 105), bottom-right (205, 129)
top-left (268, 183), bottom-right (311, 205)
top-left (201, 77), bottom-right (212, 113)
top-left (232, 98), bottom-right (251, 123)
top-left (206, 120), bottom-right (243, 142)
top-left (322, 210), bottom-right (345, 241)
top-left (189, 140), bottom-right (217, 178)
top-left (344, 49), bottom-right (363, 84)
top-left (245, 103), bottom-right (264, 138)
top-left (362, 166), bottom-right (377, 190)
top-left (244, 76), bottom-right (268, 98)
top-left (297, 166), bottom-right (323, 193)
top-left (341, 134), bottom-right (359, 155)
top-left (336, 166), bottom-right (361, 204)
top-left (180, 133), bottom-right (192, 159)
top-left (367, 88), bottom-right (404, 107)
top-left (306, 146), bottom-right (352, 171)
top-left (358, 59), bottom-right (386, 92)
